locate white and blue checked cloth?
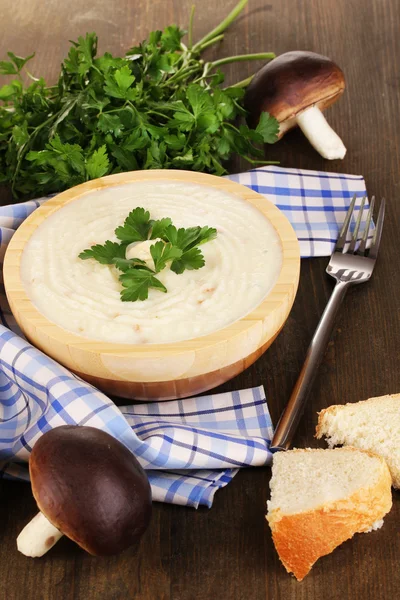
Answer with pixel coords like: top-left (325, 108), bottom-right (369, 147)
top-left (0, 166), bottom-right (368, 508)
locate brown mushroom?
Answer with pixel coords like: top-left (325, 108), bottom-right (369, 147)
top-left (17, 425), bottom-right (152, 557)
top-left (244, 51), bottom-right (346, 159)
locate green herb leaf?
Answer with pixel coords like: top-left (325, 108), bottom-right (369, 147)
top-left (8, 52), bottom-right (35, 72)
top-left (160, 25), bottom-right (186, 51)
top-left (195, 226), bottom-right (218, 246)
top-left (115, 207), bottom-right (152, 243)
top-left (163, 224), bottom-right (216, 274)
top-left (104, 65), bottom-right (136, 100)
top-left (217, 137), bottom-right (230, 155)
top-left (97, 113), bottom-right (124, 136)
top-left (171, 149), bottom-right (194, 165)
top-left (12, 123), bottom-right (29, 147)
top-left (119, 269), bottom-right (167, 301)
top-left (0, 61), bottom-right (18, 75)
top-left (150, 240), bottom-right (183, 272)
top-left (0, 52), bottom-right (35, 75)
top-left (164, 225), bottom-right (200, 249)
top-left (112, 257), bottom-right (152, 272)
top-left (47, 135), bottom-right (85, 174)
top-left (79, 240), bottom-right (126, 264)
top-left (255, 111), bottom-right (280, 144)
top-left (85, 145), bottom-right (109, 179)
top-left (114, 65), bottom-right (135, 89)
top-left (170, 246), bottom-right (205, 274)
top-left (94, 52), bottom-right (126, 75)
top-left (0, 82), bottom-right (21, 100)
top-left (187, 84), bottom-right (214, 119)
top-left (165, 224), bottom-right (217, 250)
top-left (163, 134), bottom-right (186, 150)
top-left (150, 217), bottom-right (173, 239)
top-left (64, 33), bottom-right (97, 76)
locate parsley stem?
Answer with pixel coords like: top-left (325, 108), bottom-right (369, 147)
top-left (163, 65), bottom-right (201, 86)
top-left (228, 74), bottom-right (254, 88)
top-left (161, 60), bottom-right (201, 86)
top-left (243, 156), bottom-right (280, 165)
top-left (188, 5), bottom-right (196, 50)
top-left (48, 95), bottom-right (80, 138)
top-left (147, 109), bottom-right (169, 119)
top-left (192, 0), bottom-right (248, 52)
top-left (223, 122), bottom-right (241, 134)
top-left (195, 34), bottom-right (224, 51)
top-left (102, 102), bottom-right (128, 114)
top-left (209, 52), bottom-right (275, 69)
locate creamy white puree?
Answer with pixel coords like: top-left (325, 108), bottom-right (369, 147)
top-left (21, 180), bottom-right (282, 344)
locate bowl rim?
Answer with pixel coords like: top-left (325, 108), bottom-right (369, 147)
top-left (4, 169), bottom-right (300, 359)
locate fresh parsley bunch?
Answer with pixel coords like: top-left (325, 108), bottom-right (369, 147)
top-left (79, 207), bottom-right (217, 302)
top-left (0, 0), bottom-right (279, 199)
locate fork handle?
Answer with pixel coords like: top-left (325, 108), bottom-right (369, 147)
top-left (270, 280), bottom-right (349, 451)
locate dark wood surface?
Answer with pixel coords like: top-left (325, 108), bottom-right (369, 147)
top-left (1, 1), bottom-right (399, 598)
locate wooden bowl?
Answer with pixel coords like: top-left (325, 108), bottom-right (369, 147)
top-left (4, 170), bottom-right (300, 401)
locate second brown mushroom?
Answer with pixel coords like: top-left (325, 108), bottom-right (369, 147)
top-left (17, 425), bottom-right (152, 557)
top-left (244, 51), bottom-right (346, 160)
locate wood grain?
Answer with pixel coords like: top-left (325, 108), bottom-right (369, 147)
top-left (1, 0), bottom-right (400, 599)
top-left (3, 170), bottom-right (300, 400)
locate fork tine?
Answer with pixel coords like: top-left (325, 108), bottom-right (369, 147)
top-left (335, 194), bottom-right (357, 252)
top-left (357, 196), bottom-right (375, 255)
top-left (368, 198), bottom-right (386, 259)
top-left (348, 196), bottom-right (366, 253)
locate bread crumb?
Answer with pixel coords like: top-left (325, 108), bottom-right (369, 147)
top-left (366, 519), bottom-right (384, 532)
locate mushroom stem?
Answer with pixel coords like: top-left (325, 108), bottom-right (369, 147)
top-left (17, 512), bottom-right (63, 557)
top-left (295, 105), bottom-right (346, 160)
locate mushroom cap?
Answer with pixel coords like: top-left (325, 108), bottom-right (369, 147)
top-left (244, 51), bottom-right (345, 131)
top-left (29, 425), bottom-right (152, 556)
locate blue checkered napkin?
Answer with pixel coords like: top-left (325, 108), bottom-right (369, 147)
top-left (227, 166), bottom-right (369, 257)
top-left (0, 326), bottom-right (272, 507)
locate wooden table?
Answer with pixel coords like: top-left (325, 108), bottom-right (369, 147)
top-left (1, 1), bottom-right (399, 598)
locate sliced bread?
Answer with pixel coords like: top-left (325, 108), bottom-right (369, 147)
top-left (267, 447), bottom-right (392, 581)
top-left (316, 393), bottom-right (400, 488)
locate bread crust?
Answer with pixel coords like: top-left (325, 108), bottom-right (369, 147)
top-left (316, 394), bottom-right (400, 488)
top-left (267, 448), bottom-right (392, 581)
top-left (316, 393), bottom-right (400, 438)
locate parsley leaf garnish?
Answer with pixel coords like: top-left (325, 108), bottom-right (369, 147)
top-left (78, 207), bottom-right (217, 301)
top-left (115, 209), bottom-right (175, 245)
top-left (150, 241), bottom-right (182, 272)
top-left (115, 207), bottom-right (152, 243)
top-left (164, 224), bottom-right (217, 273)
top-left (120, 269), bottom-right (167, 302)
top-left (164, 225), bottom-right (200, 249)
top-left (170, 246), bottom-right (205, 274)
top-left (164, 225), bottom-right (217, 250)
top-left (150, 217), bottom-right (173, 240)
top-left (112, 257), bottom-right (151, 272)
top-left (79, 241), bottom-right (126, 264)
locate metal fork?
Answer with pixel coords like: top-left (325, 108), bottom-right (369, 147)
top-left (270, 194), bottom-right (386, 451)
